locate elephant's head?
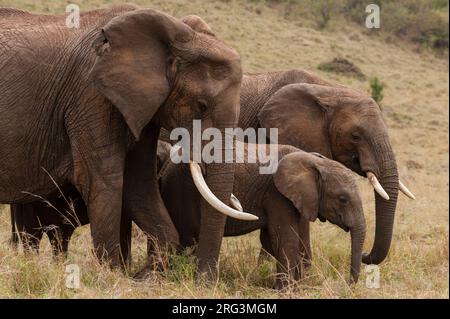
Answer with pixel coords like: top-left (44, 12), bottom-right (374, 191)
top-left (91, 9), bottom-right (251, 220)
top-left (258, 82), bottom-right (409, 265)
top-left (273, 152), bottom-right (366, 283)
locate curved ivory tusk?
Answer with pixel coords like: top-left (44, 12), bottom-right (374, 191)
top-left (399, 180), bottom-right (416, 200)
top-left (189, 161), bottom-right (258, 221)
top-left (230, 193), bottom-right (243, 212)
top-left (367, 172), bottom-right (390, 200)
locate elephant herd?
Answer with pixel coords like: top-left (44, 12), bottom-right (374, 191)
top-left (0, 4), bottom-right (415, 288)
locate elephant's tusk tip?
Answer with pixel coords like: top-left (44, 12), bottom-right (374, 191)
top-left (399, 180), bottom-right (416, 200)
top-left (246, 214), bottom-right (259, 221)
top-left (230, 193), bottom-right (244, 212)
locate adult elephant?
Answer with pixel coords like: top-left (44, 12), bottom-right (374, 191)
top-left (177, 15), bottom-right (415, 266)
top-left (0, 5), bottom-right (253, 273)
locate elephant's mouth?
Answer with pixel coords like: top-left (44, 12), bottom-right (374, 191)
top-left (350, 155), bottom-right (364, 176)
top-left (320, 212), bottom-right (350, 232)
top-left (318, 212), bottom-right (327, 223)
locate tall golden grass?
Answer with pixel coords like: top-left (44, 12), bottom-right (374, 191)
top-left (0, 0), bottom-right (448, 298)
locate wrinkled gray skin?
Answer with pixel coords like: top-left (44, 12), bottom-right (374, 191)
top-left (1, 5), bottom-right (243, 275)
top-left (158, 141), bottom-right (366, 288)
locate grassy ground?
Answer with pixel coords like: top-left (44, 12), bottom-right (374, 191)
top-left (0, 0), bottom-right (448, 298)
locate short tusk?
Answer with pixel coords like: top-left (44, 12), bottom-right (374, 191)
top-left (189, 161), bottom-right (258, 221)
top-left (230, 193), bottom-right (243, 212)
top-left (399, 180), bottom-right (416, 200)
top-left (367, 172), bottom-right (390, 200)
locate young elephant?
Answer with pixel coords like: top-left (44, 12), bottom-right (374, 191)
top-left (158, 142), bottom-right (366, 287)
top-left (10, 186), bottom-right (89, 256)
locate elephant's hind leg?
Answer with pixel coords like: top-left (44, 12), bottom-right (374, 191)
top-left (12, 203), bottom-right (43, 254)
top-left (47, 227), bottom-right (74, 258)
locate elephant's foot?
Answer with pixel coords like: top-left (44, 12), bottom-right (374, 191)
top-left (133, 264), bottom-right (158, 281)
top-left (132, 252), bottom-right (169, 281)
top-left (196, 259), bottom-right (219, 284)
top-left (146, 237), bottom-right (177, 272)
top-left (274, 273), bottom-right (299, 291)
top-left (258, 249), bottom-right (276, 266)
top-left (301, 258), bottom-right (312, 270)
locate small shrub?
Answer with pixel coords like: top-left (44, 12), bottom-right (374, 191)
top-left (312, 0), bottom-right (343, 29)
top-left (370, 76), bottom-right (384, 104)
top-left (318, 57), bottom-right (366, 80)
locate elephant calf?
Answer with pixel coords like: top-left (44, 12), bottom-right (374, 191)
top-left (10, 186), bottom-right (88, 256)
top-left (158, 142), bottom-right (366, 288)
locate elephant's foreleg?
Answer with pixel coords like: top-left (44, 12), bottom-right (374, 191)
top-left (84, 180), bottom-right (123, 266)
top-left (123, 124), bottom-right (179, 270)
top-left (69, 135), bottom-right (126, 267)
top-left (258, 229), bottom-right (275, 265)
top-left (119, 212), bottom-right (132, 269)
top-left (269, 228), bottom-right (301, 289)
top-left (298, 217), bottom-right (312, 272)
top-left (265, 198), bottom-right (301, 289)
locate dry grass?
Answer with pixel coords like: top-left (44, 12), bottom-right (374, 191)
top-left (0, 0), bottom-right (448, 298)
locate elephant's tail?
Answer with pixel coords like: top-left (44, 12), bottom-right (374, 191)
top-left (9, 207), bottom-right (19, 249)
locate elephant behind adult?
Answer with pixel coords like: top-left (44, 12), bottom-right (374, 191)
top-left (0, 5), bottom-right (251, 272)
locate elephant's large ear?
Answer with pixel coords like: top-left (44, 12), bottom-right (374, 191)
top-left (91, 9), bottom-right (194, 139)
top-left (273, 152), bottom-right (320, 222)
top-left (181, 15), bottom-right (215, 36)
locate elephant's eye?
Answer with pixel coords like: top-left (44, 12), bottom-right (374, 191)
top-left (351, 132), bottom-right (361, 142)
top-left (197, 100), bottom-right (208, 115)
top-left (339, 196), bottom-right (349, 205)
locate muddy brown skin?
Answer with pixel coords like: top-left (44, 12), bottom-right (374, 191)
top-left (1, 6), bottom-right (242, 272)
top-left (158, 142), bottom-right (366, 288)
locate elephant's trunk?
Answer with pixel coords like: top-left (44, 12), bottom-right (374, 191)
top-left (363, 136), bottom-right (399, 265)
top-left (195, 123), bottom-right (238, 276)
top-left (350, 215), bottom-right (366, 283)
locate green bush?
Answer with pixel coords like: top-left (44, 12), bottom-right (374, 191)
top-left (370, 76), bottom-right (384, 104)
